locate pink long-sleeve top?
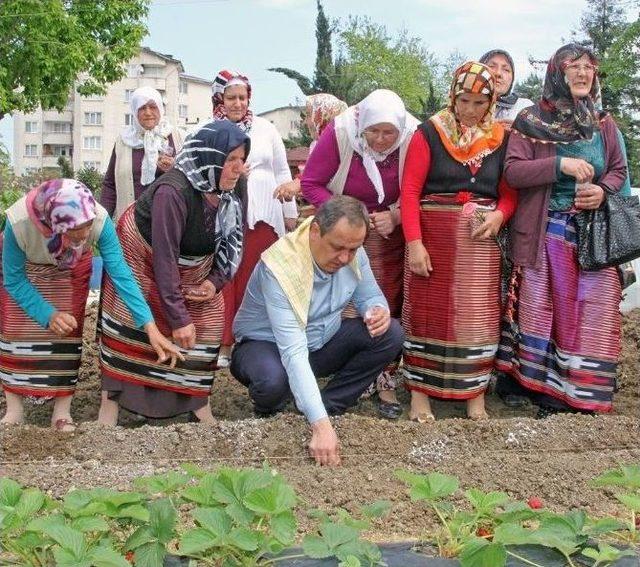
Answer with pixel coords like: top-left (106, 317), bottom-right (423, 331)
top-left (300, 121), bottom-right (401, 213)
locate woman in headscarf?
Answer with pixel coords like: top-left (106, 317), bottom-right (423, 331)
top-left (0, 179), bottom-right (181, 430)
top-left (495, 44), bottom-right (627, 417)
top-left (97, 120), bottom-right (250, 425)
top-left (301, 89), bottom-right (419, 419)
top-left (210, 70), bottom-right (297, 366)
top-left (401, 62), bottom-right (517, 421)
top-left (101, 86), bottom-right (183, 221)
top-left (479, 49), bottom-right (533, 126)
top-left (273, 93), bottom-right (348, 203)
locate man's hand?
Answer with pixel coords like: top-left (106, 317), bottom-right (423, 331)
top-left (172, 323), bottom-right (196, 350)
top-left (309, 418), bottom-right (341, 466)
top-left (364, 306), bottom-right (390, 338)
top-left (49, 311), bottom-right (78, 337)
top-left (182, 280), bottom-right (216, 303)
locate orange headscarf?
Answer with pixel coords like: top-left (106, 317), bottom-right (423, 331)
top-left (430, 61), bottom-right (504, 168)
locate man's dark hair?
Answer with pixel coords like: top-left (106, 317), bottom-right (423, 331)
top-left (313, 195), bottom-right (369, 236)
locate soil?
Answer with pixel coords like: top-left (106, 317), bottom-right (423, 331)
top-left (1, 300), bottom-right (639, 542)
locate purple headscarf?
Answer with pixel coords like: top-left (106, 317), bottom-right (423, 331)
top-left (28, 178), bottom-right (97, 269)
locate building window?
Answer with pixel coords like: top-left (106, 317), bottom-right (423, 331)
top-left (178, 105), bottom-right (188, 119)
top-left (83, 161), bottom-right (101, 170)
top-left (84, 112), bottom-right (102, 125)
top-left (83, 136), bottom-right (102, 150)
top-left (125, 113), bottom-right (133, 126)
top-left (127, 64), bottom-right (142, 78)
top-left (24, 144), bottom-right (38, 157)
top-left (45, 121), bottom-right (72, 134)
top-left (125, 89), bottom-right (134, 102)
top-left (25, 121), bottom-right (38, 133)
top-left (44, 145), bottom-right (72, 157)
top-left (179, 80), bottom-right (188, 94)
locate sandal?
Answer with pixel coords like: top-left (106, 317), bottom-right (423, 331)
top-left (378, 400), bottom-right (402, 420)
top-left (409, 411), bottom-right (435, 423)
top-left (53, 418), bottom-right (76, 432)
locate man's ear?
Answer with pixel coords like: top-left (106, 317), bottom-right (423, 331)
top-left (309, 220), bottom-right (320, 240)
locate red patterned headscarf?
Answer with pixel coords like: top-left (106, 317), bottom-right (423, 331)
top-left (211, 69), bottom-right (253, 132)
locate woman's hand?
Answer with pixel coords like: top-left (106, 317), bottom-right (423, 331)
top-left (407, 240), bottom-right (433, 277)
top-left (49, 311), bottom-right (78, 337)
top-left (560, 158), bottom-right (595, 183)
top-left (574, 183), bottom-right (605, 210)
top-left (157, 155), bottom-right (175, 172)
top-left (144, 322), bottom-right (185, 368)
top-left (284, 217), bottom-right (298, 232)
top-left (471, 210), bottom-right (504, 240)
top-left (172, 323), bottom-right (196, 350)
top-left (274, 179), bottom-right (301, 202)
top-left (182, 280), bottom-right (216, 303)
top-left (369, 210), bottom-right (397, 238)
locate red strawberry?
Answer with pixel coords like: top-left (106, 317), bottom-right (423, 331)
top-left (125, 551), bottom-right (134, 563)
top-left (476, 527), bottom-right (493, 539)
top-left (635, 516), bottom-right (640, 529)
top-left (527, 497), bottom-right (543, 509)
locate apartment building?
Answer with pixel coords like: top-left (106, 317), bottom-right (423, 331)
top-left (13, 48), bottom-right (213, 175)
top-left (258, 105), bottom-right (304, 141)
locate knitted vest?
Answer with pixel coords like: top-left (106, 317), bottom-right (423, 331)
top-left (134, 169), bottom-right (215, 257)
top-left (420, 121), bottom-right (506, 199)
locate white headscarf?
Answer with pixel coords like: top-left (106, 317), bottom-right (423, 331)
top-left (343, 89), bottom-right (418, 203)
top-left (120, 86), bottom-right (173, 185)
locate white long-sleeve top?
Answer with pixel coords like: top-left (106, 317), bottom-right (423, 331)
top-left (246, 116), bottom-right (297, 237)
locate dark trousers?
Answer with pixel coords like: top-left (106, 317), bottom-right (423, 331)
top-left (230, 318), bottom-right (404, 416)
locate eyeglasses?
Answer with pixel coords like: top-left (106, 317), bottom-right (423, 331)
top-left (564, 63), bottom-right (598, 74)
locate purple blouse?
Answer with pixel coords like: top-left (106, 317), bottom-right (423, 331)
top-left (151, 185), bottom-right (226, 330)
top-left (301, 121), bottom-right (400, 213)
top-left (100, 134), bottom-right (176, 218)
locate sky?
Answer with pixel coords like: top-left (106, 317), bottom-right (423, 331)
top-left (0, 0), bottom-right (596, 161)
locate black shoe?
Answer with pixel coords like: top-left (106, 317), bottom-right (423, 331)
top-left (501, 394), bottom-right (529, 408)
top-left (378, 400), bottom-right (402, 420)
top-left (535, 405), bottom-right (560, 419)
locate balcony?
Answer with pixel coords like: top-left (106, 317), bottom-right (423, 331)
top-left (42, 132), bottom-right (73, 145)
top-left (42, 109), bottom-right (73, 122)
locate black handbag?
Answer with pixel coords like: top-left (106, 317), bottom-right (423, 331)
top-left (574, 192), bottom-right (640, 271)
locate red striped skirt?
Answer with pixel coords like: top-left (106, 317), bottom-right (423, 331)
top-left (222, 221), bottom-right (278, 346)
top-left (343, 225), bottom-right (404, 319)
top-left (402, 196), bottom-right (501, 399)
top-left (0, 235), bottom-right (91, 398)
top-left (100, 207), bottom-right (223, 397)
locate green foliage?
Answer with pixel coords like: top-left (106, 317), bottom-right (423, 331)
top-left (576, 0), bottom-right (640, 183)
top-left (514, 72), bottom-right (544, 102)
top-left (75, 166), bottom-right (105, 200)
top-left (57, 157), bottom-right (74, 179)
top-left (0, 0), bottom-right (149, 120)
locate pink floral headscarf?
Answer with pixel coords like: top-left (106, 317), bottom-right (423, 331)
top-left (27, 178), bottom-right (97, 269)
top-left (211, 69), bottom-right (253, 132)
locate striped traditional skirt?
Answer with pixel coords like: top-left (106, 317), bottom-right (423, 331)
top-left (402, 195), bottom-right (502, 399)
top-left (496, 211), bottom-right (621, 412)
top-left (99, 207), bottom-right (223, 397)
top-left (343, 224), bottom-right (404, 319)
top-left (0, 236), bottom-right (91, 398)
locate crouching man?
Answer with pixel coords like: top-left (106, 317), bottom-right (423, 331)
top-left (231, 196), bottom-right (404, 466)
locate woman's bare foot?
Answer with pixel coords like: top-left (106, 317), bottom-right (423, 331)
top-left (193, 403), bottom-right (216, 424)
top-left (467, 394), bottom-right (489, 420)
top-left (51, 395), bottom-right (76, 431)
top-left (409, 390), bottom-right (435, 422)
top-left (379, 389), bottom-right (399, 404)
top-left (97, 391), bottom-right (119, 426)
top-left (2, 391), bottom-right (25, 424)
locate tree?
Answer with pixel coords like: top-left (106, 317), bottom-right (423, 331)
top-left (76, 166), bottom-right (105, 200)
top-left (576, 0), bottom-right (640, 183)
top-left (57, 156), bottom-right (74, 179)
top-left (514, 72), bottom-right (544, 102)
top-left (0, 0), bottom-right (149, 120)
